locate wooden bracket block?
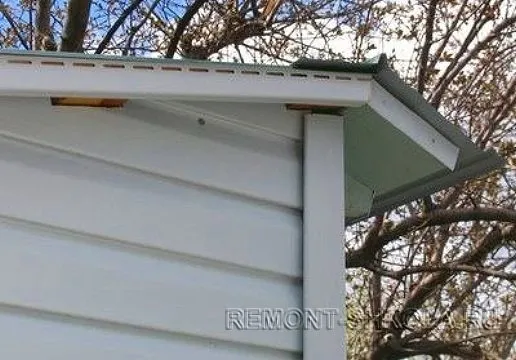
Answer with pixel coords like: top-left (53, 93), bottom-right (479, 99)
top-left (51, 97), bottom-right (127, 108)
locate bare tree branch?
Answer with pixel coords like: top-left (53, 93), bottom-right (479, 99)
top-left (499, 296), bottom-right (516, 358)
top-left (427, 0), bottom-right (467, 71)
top-left (369, 262), bottom-right (516, 282)
top-left (95, 0), bottom-right (147, 54)
top-left (0, 1), bottom-right (29, 49)
top-left (430, 15), bottom-right (516, 107)
top-left (417, 0), bottom-right (438, 94)
top-left (35, 0), bottom-right (52, 50)
top-left (477, 76), bottom-right (516, 148)
top-left (404, 271), bottom-right (491, 341)
top-left (165, 0), bottom-right (210, 58)
top-left (348, 207), bottom-right (516, 268)
top-left (261, 0), bottom-right (283, 26)
top-left (430, 1), bottom-right (492, 96)
top-left (123, 0), bottom-right (162, 55)
top-left (372, 337), bottom-right (484, 360)
top-left (399, 226), bottom-right (514, 324)
top-left (60, 0), bottom-right (92, 52)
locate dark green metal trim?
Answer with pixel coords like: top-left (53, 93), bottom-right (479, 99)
top-left (292, 54), bottom-right (387, 74)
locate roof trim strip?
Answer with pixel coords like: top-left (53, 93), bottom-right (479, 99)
top-left (0, 50), bottom-right (371, 107)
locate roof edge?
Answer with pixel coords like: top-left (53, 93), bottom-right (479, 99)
top-left (293, 53), bottom-right (388, 74)
top-left (294, 53), bottom-right (505, 164)
top-left (347, 149), bottom-right (505, 224)
top-left (373, 65), bottom-right (479, 153)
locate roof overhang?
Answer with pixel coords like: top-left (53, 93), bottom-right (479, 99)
top-left (294, 55), bottom-right (505, 221)
top-left (0, 50), bottom-right (504, 222)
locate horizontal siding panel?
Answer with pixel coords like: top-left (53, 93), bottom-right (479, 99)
top-left (0, 308), bottom-right (299, 360)
top-left (0, 137), bottom-right (302, 278)
top-left (0, 97), bottom-right (302, 208)
top-left (156, 100), bottom-right (304, 140)
top-left (0, 219), bottom-right (302, 352)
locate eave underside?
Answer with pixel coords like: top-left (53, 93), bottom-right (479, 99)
top-left (0, 51), bottom-right (503, 222)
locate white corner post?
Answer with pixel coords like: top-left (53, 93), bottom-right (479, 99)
top-left (303, 114), bottom-right (346, 360)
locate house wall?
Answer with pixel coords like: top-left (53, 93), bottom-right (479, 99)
top-left (0, 97), bottom-right (303, 359)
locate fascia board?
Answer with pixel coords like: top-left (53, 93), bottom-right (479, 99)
top-left (0, 53), bottom-right (371, 107)
top-left (368, 81), bottom-right (460, 170)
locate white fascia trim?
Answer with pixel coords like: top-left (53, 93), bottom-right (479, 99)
top-left (369, 81), bottom-right (459, 170)
top-left (0, 54), bottom-right (371, 107)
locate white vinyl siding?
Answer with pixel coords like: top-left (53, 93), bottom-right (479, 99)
top-left (0, 97), bottom-right (303, 359)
